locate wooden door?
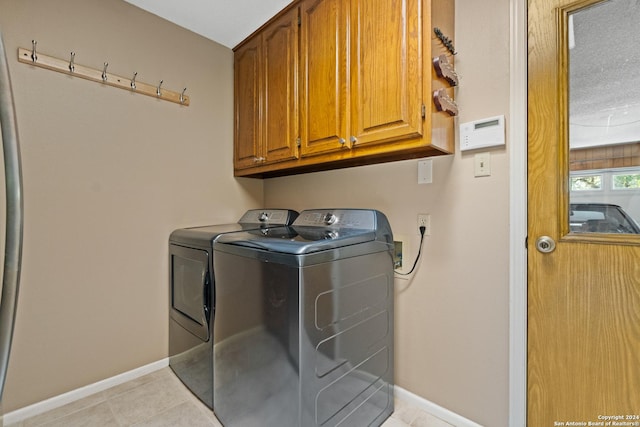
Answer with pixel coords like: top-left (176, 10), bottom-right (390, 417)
top-left (349, 0), bottom-right (422, 147)
top-left (234, 37), bottom-right (262, 169)
top-left (528, 0), bottom-right (640, 425)
top-left (262, 7), bottom-right (299, 164)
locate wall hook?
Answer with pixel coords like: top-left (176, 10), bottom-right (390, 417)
top-left (101, 62), bottom-right (108, 81)
top-left (17, 44), bottom-right (190, 106)
top-left (31, 40), bottom-right (37, 62)
top-left (434, 27), bottom-right (457, 55)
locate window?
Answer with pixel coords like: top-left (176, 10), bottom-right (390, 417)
top-left (570, 174), bottom-right (602, 191)
top-left (612, 173), bottom-right (640, 190)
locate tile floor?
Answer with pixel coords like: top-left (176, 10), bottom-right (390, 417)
top-left (7, 367), bottom-right (454, 427)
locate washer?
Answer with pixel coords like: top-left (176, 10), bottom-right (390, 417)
top-left (212, 209), bottom-right (395, 427)
top-left (168, 209), bottom-right (298, 409)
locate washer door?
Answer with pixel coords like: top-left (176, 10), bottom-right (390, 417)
top-left (169, 244), bottom-right (211, 341)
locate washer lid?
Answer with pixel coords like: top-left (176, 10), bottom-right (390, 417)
top-left (215, 227), bottom-right (377, 255)
top-left (215, 209), bottom-right (393, 255)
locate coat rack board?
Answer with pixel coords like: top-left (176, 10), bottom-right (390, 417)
top-left (17, 42), bottom-right (190, 106)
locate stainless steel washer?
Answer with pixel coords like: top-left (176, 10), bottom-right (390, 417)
top-left (213, 209), bottom-right (395, 426)
top-left (168, 209), bottom-right (298, 409)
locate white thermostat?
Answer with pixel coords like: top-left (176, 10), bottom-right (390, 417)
top-left (459, 115), bottom-right (506, 151)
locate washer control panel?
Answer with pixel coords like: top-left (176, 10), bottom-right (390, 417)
top-left (293, 209), bottom-right (376, 229)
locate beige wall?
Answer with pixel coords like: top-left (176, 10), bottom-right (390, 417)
top-left (0, 0), bottom-right (263, 412)
top-left (264, 0), bottom-right (511, 425)
top-left (0, 0), bottom-right (512, 425)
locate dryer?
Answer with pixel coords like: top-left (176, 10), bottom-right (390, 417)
top-left (168, 209), bottom-right (298, 409)
top-left (212, 209), bottom-right (395, 427)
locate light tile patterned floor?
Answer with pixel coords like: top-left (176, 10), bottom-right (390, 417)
top-left (7, 367), bottom-right (454, 427)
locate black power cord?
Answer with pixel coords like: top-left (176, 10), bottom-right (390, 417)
top-left (394, 225), bottom-right (426, 276)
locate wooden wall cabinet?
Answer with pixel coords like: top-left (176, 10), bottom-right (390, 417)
top-left (234, 0), bottom-right (455, 178)
top-left (234, 6), bottom-right (299, 170)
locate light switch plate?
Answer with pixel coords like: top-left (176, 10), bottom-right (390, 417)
top-left (474, 152), bottom-right (491, 177)
top-left (418, 159), bottom-right (433, 184)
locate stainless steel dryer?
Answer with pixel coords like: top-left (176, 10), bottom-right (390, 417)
top-left (168, 209), bottom-right (298, 409)
top-left (212, 209), bottom-right (395, 427)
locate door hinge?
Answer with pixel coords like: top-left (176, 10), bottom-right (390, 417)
top-left (421, 104), bottom-right (426, 118)
top-left (296, 137), bottom-right (301, 147)
top-left (524, 236), bottom-right (528, 249)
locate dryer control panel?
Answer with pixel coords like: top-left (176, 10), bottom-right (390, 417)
top-left (238, 209), bottom-right (298, 226)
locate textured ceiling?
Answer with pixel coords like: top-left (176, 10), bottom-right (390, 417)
top-left (569, 0), bottom-right (640, 148)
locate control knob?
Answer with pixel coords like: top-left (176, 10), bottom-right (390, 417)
top-left (324, 230), bottom-right (339, 239)
top-left (324, 213), bottom-right (337, 225)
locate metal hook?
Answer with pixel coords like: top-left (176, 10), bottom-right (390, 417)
top-left (156, 80), bottom-right (163, 97)
top-left (68, 52), bottom-right (75, 73)
top-left (101, 62), bottom-right (108, 82)
top-left (130, 72), bottom-right (137, 90)
top-left (31, 40), bottom-right (37, 62)
top-left (180, 88), bottom-right (187, 104)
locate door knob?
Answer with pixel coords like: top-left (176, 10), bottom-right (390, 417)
top-left (535, 236), bottom-right (556, 253)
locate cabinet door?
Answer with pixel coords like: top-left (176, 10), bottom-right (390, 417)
top-left (262, 8), bottom-right (300, 164)
top-left (234, 37), bottom-right (262, 169)
top-left (299, 0), bottom-right (350, 157)
top-left (350, 0), bottom-right (423, 146)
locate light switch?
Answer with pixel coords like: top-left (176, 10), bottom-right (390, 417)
top-left (474, 152), bottom-right (491, 177)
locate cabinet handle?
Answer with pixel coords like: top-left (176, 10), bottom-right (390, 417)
top-left (350, 136), bottom-right (358, 144)
top-left (339, 138), bottom-right (346, 145)
top-left (253, 156), bottom-right (265, 163)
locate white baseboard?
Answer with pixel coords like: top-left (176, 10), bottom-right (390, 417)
top-left (4, 358), bottom-right (168, 425)
top-left (394, 386), bottom-right (484, 427)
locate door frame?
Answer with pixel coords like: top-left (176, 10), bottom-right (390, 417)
top-left (508, 0), bottom-right (528, 425)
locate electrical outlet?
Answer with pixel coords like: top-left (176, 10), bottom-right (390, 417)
top-left (417, 214), bottom-right (431, 235)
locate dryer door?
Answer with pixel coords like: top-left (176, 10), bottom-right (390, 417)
top-left (170, 244), bottom-right (211, 341)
